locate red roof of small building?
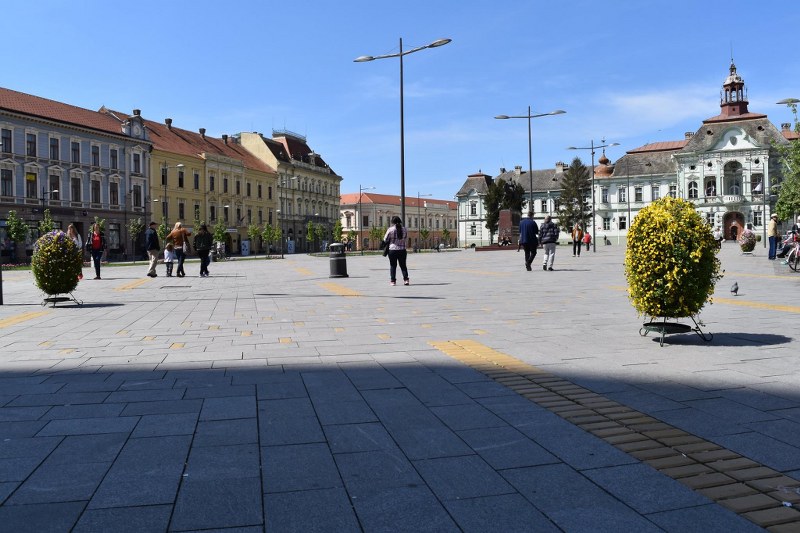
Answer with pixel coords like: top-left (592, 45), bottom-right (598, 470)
top-left (340, 192), bottom-right (456, 210)
top-left (627, 141), bottom-right (688, 153)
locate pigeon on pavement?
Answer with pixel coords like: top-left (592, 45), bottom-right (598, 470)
top-left (731, 282), bottom-right (738, 296)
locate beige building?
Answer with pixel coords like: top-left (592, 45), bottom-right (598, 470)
top-left (339, 192), bottom-right (458, 251)
top-left (236, 130), bottom-right (342, 253)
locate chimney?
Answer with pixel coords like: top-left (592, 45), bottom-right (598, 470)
top-left (222, 134), bottom-right (228, 144)
top-left (165, 118), bottom-right (172, 129)
top-left (684, 131), bottom-right (694, 139)
top-left (555, 161), bottom-right (568, 172)
top-left (514, 165), bottom-right (522, 177)
top-left (199, 128), bottom-right (206, 138)
top-left (782, 123), bottom-right (791, 131)
top-left (132, 109), bottom-right (141, 116)
top-left (499, 167), bottom-right (506, 174)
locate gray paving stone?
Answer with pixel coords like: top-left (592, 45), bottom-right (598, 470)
top-left (8, 461), bottom-right (110, 504)
top-left (646, 503), bottom-right (766, 532)
top-left (120, 399), bottom-right (203, 416)
top-left (72, 504), bottom-right (172, 533)
top-left (323, 422), bottom-right (398, 454)
top-left (312, 400), bottom-right (378, 425)
top-left (105, 389), bottom-right (185, 403)
top-left (340, 366), bottom-right (403, 390)
top-left (171, 477), bottom-right (262, 531)
top-left (351, 485), bottom-right (459, 533)
top-left (45, 433), bottom-right (128, 464)
top-left (37, 416), bottom-right (139, 436)
top-left (258, 398), bottom-right (325, 446)
top-left (117, 378), bottom-right (176, 391)
top-left (454, 380), bottom-right (519, 399)
top-left (0, 420), bottom-right (52, 438)
top-left (388, 426), bottom-right (474, 460)
top-left (184, 384), bottom-right (255, 399)
top-left (335, 449), bottom-right (422, 498)
top-left (131, 412), bottom-right (198, 438)
top-left (263, 442), bottom-right (341, 493)
top-left (199, 395), bottom-right (256, 421)
top-left (457, 426), bottom-right (559, 469)
top-left (444, 493), bottom-right (560, 533)
top-left (605, 389), bottom-right (688, 412)
top-left (583, 463), bottom-right (710, 514)
top-left (41, 403), bottom-right (125, 420)
top-left (413, 455), bottom-right (515, 500)
top-left (0, 406), bottom-right (51, 422)
top-left (387, 367), bottom-right (473, 407)
top-left (0, 435), bottom-right (61, 459)
top-left (0, 481), bottom-right (17, 504)
top-left (255, 380), bottom-right (308, 400)
top-left (185, 444), bottom-right (260, 480)
top-left (0, 501), bottom-right (85, 533)
top-left (194, 418), bottom-right (257, 447)
top-left (0, 457), bottom-right (42, 482)
top-left (715, 431), bottom-right (800, 471)
top-left (264, 487), bottom-right (360, 533)
top-left (430, 403), bottom-right (507, 431)
top-left (647, 406), bottom-right (749, 438)
top-left (746, 418), bottom-right (800, 447)
top-left (8, 391), bottom-right (110, 407)
top-left (686, 396), bottom-right (782, 424)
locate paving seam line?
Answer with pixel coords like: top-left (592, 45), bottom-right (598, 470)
top-left (430, 339), bottom-right (800, 531)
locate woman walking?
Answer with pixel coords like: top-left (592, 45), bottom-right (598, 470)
top-left (86, 223), bottom-right (106, 279)
top-left (571, 223), bottom-right (584, 257)
top-left (166, 222), bottom-right (192, 277)
top-left (193, 224), bottom-right (213, 277)
top-left (383, 216), bottom-right (409, 286)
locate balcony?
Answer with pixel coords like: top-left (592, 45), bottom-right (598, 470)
top-left (723, 194), bottom-right (745, 205)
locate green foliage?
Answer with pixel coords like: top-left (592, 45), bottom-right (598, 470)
top-left (32, 230), bottom-right (83, 295)
top-left (157, 220), bottom-right (169, 241)
top-left (261, 224), bottom-right (277, 249)
top-left (213, 218), bottom-right (227, 243)
top-left (441, 227), bottom-right (451, 245)
top-left (555, 157), bottom-right (591, 229)
top-left (775, 102), bottom-right (800, 220)
top-left (369, 226), bottom-right (384, 249)
top-left (333, 220), bottom-right (343, 243)
top-left (127, 217), bottom-right (145, 245)
top-left (93, 216), bottom-right (106, 232)
top-left (6, 210), bottom-right (29, 244)
top-left (247, 223), bottom-right (261, 250)
top-left (306, 221), bottom-right (315, 244)
top-left (419, 228), bottom-right (430, 247)
top-left (38, 209), bottom-right (55, 235)
top-left (347, 229), bottom-right (357, 245)
top-left (483, 178), bottom-right (525, 242)
top-left (624, 197), bottom-right (722, 319)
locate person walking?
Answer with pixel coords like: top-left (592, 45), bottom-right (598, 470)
top-left (193, 224), bottom-right (213, 277)
top-left (767, 214), bottom-right (779, 260)
top-left (539, 215), bottom-right (559, 271)
top-left (517, 211), bottom-right (539, 271)
top-left (583, 231), bottom-right (592, 251)
top-left (166, 222), bottom-right (192, 277)
top-left (67, 224), bottom-right (84, 280)
top-left (144, 221), bottom-right (160, 277)
top-left (163, 243), bottom-right (176, 277)
top-left (383, 216), bottom-right (409, 286)
top-left (571, 223), bottom-right (584, 257)
top-left (86, 223), bottom-right (106, 279)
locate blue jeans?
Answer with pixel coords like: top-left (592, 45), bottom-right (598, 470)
top-left (175, 248), bottom-right (186, 276)
top-left (90, 250), bottom-right (103, 278)
top-left (768, 236), bottom-right (777, 259)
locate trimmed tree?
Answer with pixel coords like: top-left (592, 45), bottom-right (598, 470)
top-left (6, 210), bottom-right (29, 263)
top-left (32, 230), bottom-right (83, 297)
top-left (483, 178), bottom-right (525, 243)
top-left (333, 220), bottom-right (343, 244)
top-left (247, 224), bottom-right (261, 253)
top-left (555, 157), bottom-right (592, 230)
top-left (38, 209), bottom-right (55, 235)
top-left (775, 101), bottom-right (800, 220)
top-left (127, 217), bottom-right (145, 262)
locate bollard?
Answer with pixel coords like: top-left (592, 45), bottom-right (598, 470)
top-left (329, 243), bottom-right (348, 278)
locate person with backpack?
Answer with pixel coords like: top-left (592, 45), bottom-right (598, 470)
top-left (539, 215), bottom-right (559, 271)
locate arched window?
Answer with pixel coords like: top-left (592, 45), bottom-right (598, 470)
top-left (705, 180), bottom-right (716, 197)
top-left (688, 181), bottom-right (698, 199)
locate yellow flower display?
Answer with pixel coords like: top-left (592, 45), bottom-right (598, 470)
top-left (624, 197), bottom-right (722, 318)
top-left (32, 230), bottom-right (83, 296)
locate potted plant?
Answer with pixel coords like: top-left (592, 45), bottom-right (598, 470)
top-left (624, 197), bottom-right (721, 345)
top-left (739, 227), bottom-right (756, 253)
top-left (31, 230), bottom-right (84, 306)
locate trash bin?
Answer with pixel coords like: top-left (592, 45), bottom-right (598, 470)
top-left (329, 243), bottom-right (348, 278)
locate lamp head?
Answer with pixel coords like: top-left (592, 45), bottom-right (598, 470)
top-left (608, 142), bottom-right (620, 147)
top-left (567, 146), bottom-right (577, 150)
top-left (354, 55), bottom-right (374, 62)
top-left (494, 115), bottom-right (510, 120)
top-left (176, 163), bottom-right (185, 169)
top-left (777, 98), bottom-right (800, 105)
top-left (548, 110), bottom-right (566, 115)
top-left (429, 38), bottom-right (452, 48)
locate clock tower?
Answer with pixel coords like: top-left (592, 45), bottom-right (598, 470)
top-left (719, 60), bottom-right (750, 118)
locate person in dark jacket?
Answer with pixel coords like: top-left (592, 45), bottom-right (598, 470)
top-left (145, 221), bottom-right (160, 277)
top-left (539, 215), bottom-right (559, 271)
top-left (193, 224), bottom-right (213, 277)
top-left (517, 211), bottom-right (539, 271)
top-left (86, 223), bottom-right (107, 279)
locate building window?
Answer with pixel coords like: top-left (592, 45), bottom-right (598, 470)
top-left (362, 215), bottom-right (369, 227)
top-left (178, 169), bottom-right (184, 188)
top-left (236, 208), bottom-right (241, 224)
top-left (258, 184), bottom-right (263, 199)
top-left (705, 180), bottom-right (716, 197)
top-left (634, 187), bottom-right (643, 202)
top-left (603, 217), bottom-right (611, 230)
top-left (246, 182), bottom-right (251, 197)
top-left (194, 172), bottom-right (200, 190)
top-left (133, 153), bottom-right (141, 173)
top-left (1, 169), bottom-right (12, 196)
top-left (652, 184), bottom-right (661, 201)
top-left (1, 129), bottom-right (11, 153)
top-left (110, 182), bottom-right (119, 205)
top-left (194, 204), bottom-right (200, 220)
top-left (71, 141), bottom-right (80, 163)
top-left (210, 205), bottom-right (216, 221)
top-left (49, 175), bottom-right (60, 200)
top-left (470, 201), bottom-right (477, 216)
top-left (71, 177), bottom-right (81, 202)
top-left (601, 188), bottom-right (609, 203)
top-left (236, 181), bottom-right (241, 195)
top-left (161, 166), bottom-right (167, 186)
top-left (108, 223), bottom-right (120, 250)
top-left (132, 184), bottom-right (142, 207)
top-left (669, 185), bottom-right (677, 198)
top-left (179, 202), bottom-right (185, 220)
top-left (110, 149), bottom-right (118, 170)
top-left (259, 210), bottom-right (264, 225)
top-left (91, 180), bottom-right (101, 204)
top-left (91, 145), bottom-right (100, 167)
top-left (26, 133), bottom-right (37, 157)
top-left (470, 224), bottom-right (476, 236)
top-left (50, 138), bottom-right (59, 160)
top-left (223, 178), bottom-right (228, 193)
top-left (618, 187), bottom-right (627, 203)
top-left (224, 206), bottom-right (229, 223)
top-left (619, 216), bottom-right (627, 230)
top-left (209, 175), bottom-right (215, 191)
top-left (268, 186), bottom-right (272, 200)
top-left (753, 211), bottom-right (763, 226)
top-left (728, 179), bottom-right (741, 195)
top-left (247, 209), bottom-right (252, 224)
top-left (688, 181), bottom-right (699, 199)
top-left (25, 172), bottom-right (37, 198)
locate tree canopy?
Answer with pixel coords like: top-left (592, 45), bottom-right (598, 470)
top-left (483, 178), bottom-right (526, 241)
top-left (775, 102), bottom-right (800, 221)
top-left (555, 157), bottom-right (591, 230)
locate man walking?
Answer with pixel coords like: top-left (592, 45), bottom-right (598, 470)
top-left (518, 211), bottom-right (539, 271)
top-left (767, 213), bottom-right (778, 260)
top-left (145, 221), bottom-right (160, 277)
top-left (539, 215), bottom-right (559, 271)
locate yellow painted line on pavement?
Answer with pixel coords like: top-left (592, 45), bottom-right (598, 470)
top-left (447, 269), bottom-right (511, 277)
top-left (294, 321), bottom-right (305, 327)
top-left (59, 349), bottom-right (75, 355)
top-left (294, 266), bottom-right (314, 276)
top-left (378, 334), bottom-right (390, 340)
top-left (117, 330), bottom-right (128, 336)
top-left (143, 336), bottom-right (155, 341)
top-left (114, 278), bottom-right (149, 291)
top-left (39, 340), bottom-right (53, 347)
top-left (0, 310), bottom-right (51, 329)
top-left (335, 327), bottom-right (345, 333)
top-left (473, 329), bottom-right (487, 335)
top-left (712, 297), bottom-right (800, 314)
top-left (318, 282), bottom-right (362, 297)
top-left (279, 337), bottom-right (292, 344)
top-left (170, 342), bottom-right (185, 349)
top-left (241, 330), bottom-right (252, 337)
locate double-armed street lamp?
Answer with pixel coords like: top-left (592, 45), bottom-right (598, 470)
top-left (355, 37), bottom-right (451, 226)
top-left (568, 140), bottom-right (619, 252)
top-left (495, 107), bottom-right (566, 212)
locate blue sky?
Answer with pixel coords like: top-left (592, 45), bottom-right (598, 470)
top-left (6, 0), bottom-right (800, 201)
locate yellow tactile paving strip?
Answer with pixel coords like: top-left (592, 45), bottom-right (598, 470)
top-left (0, 310), bottom-right (51, 329)
top-left (114, 278), bottom-right (150, 291)
top-left (317, 282), bottom-right (362, 297)
top-left (431, 339), bottom-right (800, 531)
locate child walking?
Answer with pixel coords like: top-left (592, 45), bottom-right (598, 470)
top-left (164, 243), bottom-right (176, 277)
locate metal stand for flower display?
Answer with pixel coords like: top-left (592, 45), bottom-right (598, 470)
top-left (639, 316), bottom-right (712, 347)
top-left (42, 294), bottom-right (83, 308)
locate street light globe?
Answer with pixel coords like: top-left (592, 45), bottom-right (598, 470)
top-left (429, 38), bottom-right (452, 48)
top-left (354, 55), bottom-right (374, 62)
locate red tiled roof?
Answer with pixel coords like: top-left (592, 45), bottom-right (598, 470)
top-left (340, 192), bottom-right (456, 210)
top-left (0, 87), bottom-right (141, 138)
top-left (703, 112), bottom-right (768, 124)
top-left (272, 134), bottom-right (333, 172)
top-left (783, 129), bottom-right (800, 141)
top-left (628, 141), bottom-right (688, 153)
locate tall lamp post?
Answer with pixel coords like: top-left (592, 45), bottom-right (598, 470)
top-left (355, 37), bottom-right (451, 225)
top-left (358, 185), bottom-right (375, 255)
top-left (40, 186), bottom-right (59, 223)
top-left (417, 192), bottom-right (432, 250)
top-left (568, 140), bottom-right (619, 252)
top-left (495, 107), bottom-right (566, 212)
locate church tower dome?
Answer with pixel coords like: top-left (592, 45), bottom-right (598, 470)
top-left (719, 60), bottom-right (749, 118)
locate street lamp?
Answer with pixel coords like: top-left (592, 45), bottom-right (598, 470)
top-left (160, 162), bottom-right (184, 227)
top-left (495, 107), bottom-right (566, 212)
top-left (358, 185), bottom-right (375, 255)
top-left (568, 140), bottom-right (620, 252)
top-left (355, 37), bottom-right (451, 226)
top-left (417, 192), bottom-right (432, 251)
top-left (40, 186), bottom-right (59, 223)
